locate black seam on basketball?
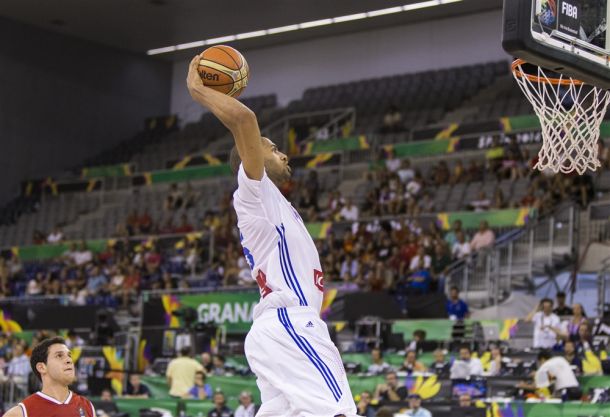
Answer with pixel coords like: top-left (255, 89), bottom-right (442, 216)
top-left (215, 46), bottom-right (242, 70)
top-left (204, 77), bottom-right (248, 87)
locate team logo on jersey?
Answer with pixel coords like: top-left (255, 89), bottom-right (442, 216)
top-left (306, 321), bottom-right (314, 328)
top-left (313, 269), bottom-right (324, 291)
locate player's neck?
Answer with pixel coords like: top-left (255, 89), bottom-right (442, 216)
top-left (41, 381), bottom-right (70, 403)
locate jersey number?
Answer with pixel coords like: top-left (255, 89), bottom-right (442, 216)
top-left (255, 270), bottom-right (272, 298)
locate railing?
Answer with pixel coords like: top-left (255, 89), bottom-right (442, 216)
top-left (0, 379), bottom-right (19, 409)
top-left (447, 203), bottom-right (578, 307)
top-left (597, 256), bottom-right (610, 317)
top-left (586, 200), bottom-right (610, 243)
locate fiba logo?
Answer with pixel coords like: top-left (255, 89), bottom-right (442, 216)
top-left (561, 1), bottom-right (578, 19)
top-left (539, 0), bottom-right (557, 27)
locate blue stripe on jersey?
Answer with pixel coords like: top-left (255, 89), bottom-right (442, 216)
top-left (277, 308), bottom-right (341, 401)
top-left (276, 238), bottom-right (295, 295)
top-left (278, 224), bottom-right (308, 306)
top-left (275, 226), bottom-right (307, 306)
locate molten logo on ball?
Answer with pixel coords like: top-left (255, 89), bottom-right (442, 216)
top-left (201, 71), bottom-right (220, 82)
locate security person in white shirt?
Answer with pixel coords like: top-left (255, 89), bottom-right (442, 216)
top-left (518, 351), bottom-right (582, 401)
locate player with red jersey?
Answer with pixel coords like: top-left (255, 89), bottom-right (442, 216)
top-left (2, 337), bottom-right (96, 417)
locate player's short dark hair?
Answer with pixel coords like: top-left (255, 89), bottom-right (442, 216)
top-left (195, 371), bottom-right (206, 378)
top-left (230, 146), bottom-right (241, 175)
top-left (30, 337), bottom-right (67, 382)
top-left (538, 350), bottom-right (552, 361)
top-left (541, 298), bottom-right (553, 305)
top-left (450, 286), bottom-right (460, 293)
top-left (180, 346), bottom-right (191, 357)
top-left (556, 291), bottom-right (566, 298)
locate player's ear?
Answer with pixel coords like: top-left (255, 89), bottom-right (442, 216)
top-left (36, 362), bottom-right (46, 376)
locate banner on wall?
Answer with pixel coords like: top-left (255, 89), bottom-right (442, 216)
top-left (143, 292), bottom-right (260, 333)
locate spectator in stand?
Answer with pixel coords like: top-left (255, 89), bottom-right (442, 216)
top-left (466, 160), bottom-right (484, 182)
top-left (492, 189), bottom-right (508, 209)
top-left (563, 341), bottom-right (583, 375)
top-left (65, 330), bottom-right (85, 349)
top-left (200, 352), bottom-right (213, 373)
top-left (33, 230), bottom-right (46, 245)
top-left (431, 349), bottom-right (450, 376)
top-left (183, 182), bottom-right (199, 209)
top-left (339, 198), bottom-right (359, 221)
top-left (452, 231), bottom-right (472, 260)
top-left (470, 221), bottom-right (495, 252)
top-left (356, 391), bottom-right (376, 417)
top-left (95, 389), bottom-right (120, 417)
top-left (451, 160), bottom-right (465, 184)
top-left (488, 345), bottom-right (508, 376)
top-left (123, 373), bottom-right (151, 398)
top-left (400, 350), bottom-right (427, 373)
top-left (138, 210), bottom-right (154, 234)
top-left (174, 214), bottom-right (194, 234)
top-left (575, 322), bottom-right (594, 355)
top-left (409, 247), bottom-right (431, 272)
top-left (168, 183), bottom-right (184, 210)
top-left (561, 303), bottom-right (587, 342)
top-left (398, 159), bottom-right (415, 183)
top-left (189, 370), bottom-right (213, 400)
top-left (211, 354), bottom-right (227, 376)
top-left (368, 347), bottom-right (392, 375)
top-left (469, 191), bottom-right (491, 212)
top-left (405, 393), bottom-right (431, 417)
top-left (526, 298), bottom-right (562, 349)
top-left (554, 292), bottom-right (573, 316)
top-left (458, 394), bottom-right (473, 408)
top-left (381, 104), bottom-right (404, 134)
top-left (208, 391), bottom-right (233, 417)
top-left (446, 286), bottom-right (470, 320)
top-left (86, 265), bottom-right (108, 297)
top-left (7, 342), bottom-right (30, 390)
top-left (520, 187), bottom-right (540, 208)
top-left (450, 345), bottom-right (483, 379)
top-left (47, 225), bottom-right (64, 244)
top-left (517, 351), bottom-right (581, 401)
top-left (374, 371), bottom-right (408, 402)
top-left (127, 210), bottom-right (140, 236)
top-left (385, 149), bottom-right (401, 173)
top-left (444, 220), bottom-right (465, 248)
top-left (74, 241), bottom-right (93, 266)
top-left (432, 242), bottom-right (451, 291)
top-left (405, 172), bottom-right (423, 201)
top-left (433, 161), bottom-right (450, 187)
top-left (234, 391), bottom-right (256, 417)
top-left (166, 346), bottom-right (204, 398)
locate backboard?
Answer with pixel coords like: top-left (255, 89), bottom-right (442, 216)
top-left (503, 0), bottom-right (610, 89)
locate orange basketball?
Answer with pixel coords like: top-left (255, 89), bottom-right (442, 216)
top-left (198, 45), bottom-right (249, 98)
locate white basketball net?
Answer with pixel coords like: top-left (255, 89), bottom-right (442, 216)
top-left (512, 60), bottom-right (610, 174)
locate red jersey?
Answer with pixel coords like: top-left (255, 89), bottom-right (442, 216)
top-left (19, 391), bottom-right (95, 417)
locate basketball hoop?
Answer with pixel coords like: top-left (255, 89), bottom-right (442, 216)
top-left (511, 59), bottom-right (610, 174)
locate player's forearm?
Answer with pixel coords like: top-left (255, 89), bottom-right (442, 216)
top-left (190, 86), bottom-right (254, 133)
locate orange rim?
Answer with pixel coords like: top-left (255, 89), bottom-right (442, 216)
top-left (511, 59), bottom-right (584, 86)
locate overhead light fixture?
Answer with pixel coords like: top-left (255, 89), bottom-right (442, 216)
top-left (148, 0), bottom-right (464, 55)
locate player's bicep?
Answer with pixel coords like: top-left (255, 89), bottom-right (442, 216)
top-left (232, 111), bottom-right (264, 181)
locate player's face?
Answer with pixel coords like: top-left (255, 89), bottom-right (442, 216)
top-left (40, 344), bottom-right (75, 385)
top-left (262, 137), bottom-right (290, 184)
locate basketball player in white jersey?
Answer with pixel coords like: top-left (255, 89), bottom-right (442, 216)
top-left (187, 56), bottom-right (357, 417)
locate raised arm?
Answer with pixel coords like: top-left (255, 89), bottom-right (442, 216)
top-left (186, 54), bottom-right (264, 180)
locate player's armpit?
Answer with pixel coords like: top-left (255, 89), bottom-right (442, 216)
top-left (2, 405), bottom-right (24, 417)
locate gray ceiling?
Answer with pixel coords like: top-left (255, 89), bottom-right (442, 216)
top-left (0, 0), bottom-right (503, 60)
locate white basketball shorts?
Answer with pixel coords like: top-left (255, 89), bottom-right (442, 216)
top-left (245, 306), bottom-right (359, 417)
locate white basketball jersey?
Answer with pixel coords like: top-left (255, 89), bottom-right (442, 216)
top-left (233, 165), bottom-right (324, 319)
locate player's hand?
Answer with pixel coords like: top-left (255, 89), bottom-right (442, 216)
top-left (186, 54), bottom-right (206, 99)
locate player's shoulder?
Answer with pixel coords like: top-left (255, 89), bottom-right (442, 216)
top-left (2, 405), bottom-right (24, 417)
